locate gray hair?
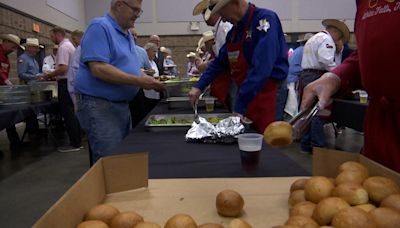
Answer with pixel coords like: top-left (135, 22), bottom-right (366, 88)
top-left (143, 42), bottom-right (158, 51)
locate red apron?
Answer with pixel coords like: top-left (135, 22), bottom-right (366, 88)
top-left (210, 4), bottom-right (279, 133)
top-left (364, 97), bottom-right (400, 173)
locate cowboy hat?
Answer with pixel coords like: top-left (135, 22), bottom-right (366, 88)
top-left (296, 33), bottom-right (315, 43)
top-left (322, 19), bottom-right (350, 43)
top-left (53, 44), bottom-right (59, 49)
top-left (193, 0), bottom-right (209, 16)
top-left (160, 46), bottom-right (172, 55)
top-left (210, 0), bottom-right (234, 15)
top-left (186, 52), bottom-right (197, 58)
top-left (0, 34), bottom-right (24, 49)
top-left (202, 31), bottom-right (215, 44)
top-left (23, 38), bottom-right (44, 48)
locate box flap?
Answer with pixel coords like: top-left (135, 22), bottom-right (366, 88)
top-left (313, 147), bottom-right (360, 177)
top-left (33, 160), bottom-right (107, 228)
top-left (102, 153), bottom-right (148, 194)
top-left (360, 155), bottom-right (400, 185)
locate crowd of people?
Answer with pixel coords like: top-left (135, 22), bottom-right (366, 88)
top-left (0, 0), bottom-right (398, 172)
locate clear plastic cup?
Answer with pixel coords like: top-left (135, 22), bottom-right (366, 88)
top-left (359, 91), bottom-right (368, 104)
top-left (205, 97), bottom-right (215, 112)
top-left (237, 133), bottom-right (263, 170)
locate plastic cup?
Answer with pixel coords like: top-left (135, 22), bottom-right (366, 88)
top-left (359, 91), bottom-right (368, 104)
top-left (237, 133), bottom-right (263, 170)
top-left (205, 97), bottom-right (215, 112)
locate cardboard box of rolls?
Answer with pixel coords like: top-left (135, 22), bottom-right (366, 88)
top-left (33, 148), bottom-right (400, 228)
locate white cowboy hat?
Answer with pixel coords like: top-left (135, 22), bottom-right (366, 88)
top-left (322, 19), bottom-right (350, 43)
top-left (193, 0), bottom-right (209, 16)
top-left (296, 33), bottom-right (315, 43)
top-left (160, 46), bottom-right (172, 55)
top-left (210, 0), bottom-right (233, 15)
top-left (0, 34), bottom-right (24, 49)
top-left (23, 38), bottom-right (44, 48)
top-left (186, 52), bottom-right (197, 58)
top-left (202, 31), bottom-right (215, 44)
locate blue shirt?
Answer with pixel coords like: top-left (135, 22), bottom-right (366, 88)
top-left (75, 14), bottom-right (141, 102)
top-left (195, 4), bottom-right (288, 115)
top-left (67, 45), bottom-right (81, 95)
top-left (136, 45), bottom-right (151, 70)
top-left (287, 45), bottom-right (304, 83)
top-left (17, 52), bottom-right (40, 83)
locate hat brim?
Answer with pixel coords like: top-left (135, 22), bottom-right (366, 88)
top-left (193, 0), bottom-right (209, 16)
top-left (23, 43), bottom-right (44, 48)
top-left (322, 19), bottom-right (350, 43)
top-left (0, 34), bottom-right (24, 49)
top-left (211, 0), bottom-right (232, 15)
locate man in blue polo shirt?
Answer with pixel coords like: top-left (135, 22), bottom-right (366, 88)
top-left (75, 0), bottom-right (165, 163)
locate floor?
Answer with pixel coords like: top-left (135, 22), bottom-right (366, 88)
top-left (0, 123), bottom-right (363, 228)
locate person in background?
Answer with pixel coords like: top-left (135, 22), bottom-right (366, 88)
top-left (66, 31), bottom-right (84, 110)
top-left (70, 30), bottom-right (84, 48)
top-left (334, 38), bottom-right (353, 66)
top-left (148, 35), bottom-right (164, 75)
top-left (299, 19), bottom-right (349, 154)
top-left (130, 28), bottom-right (151, 71)
top-left (44, 27), bottom-right (82, 153)
top-left (193, 0), bottom-right (236, 108)
top-left (160, 47), bottom-right (177, 76)
top-left (301, 0), bottom-right (399, 172)
top-left (42, 44), bottom-right (58, 74)
top-left (284, 33), bottom-right (314, 118)
top-left (189, 0), bottom-right (288, 133)
top-left (17, 38), bottom-right (44, 139)
top-left (195, 31), bottom-right (215, 73)
top-left (74, 0), bottom-right (165, 163)
top-left (193, 0), bottom-right (232, 56)
top-left (17, 38), bottom-right (44, 84)
top-left (142, 42), bottom-right (161, 115)
top-left (186, 52), bottom-right (200, 78)
top-left (129, 27), bottom-right (152, 128)
top-left (0, 34), bottom-right (24, 152)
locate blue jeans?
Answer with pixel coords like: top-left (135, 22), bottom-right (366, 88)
top-left (300, 116), bottom-right (326, 152)
top-left (76, 94), bottom-right (131, 163)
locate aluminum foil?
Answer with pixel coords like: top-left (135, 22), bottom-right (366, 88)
top-left (185, 116), bottom-right (244, 143)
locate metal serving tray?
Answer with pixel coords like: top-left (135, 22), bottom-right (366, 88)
top-left (144, 113), bottom-right (232, 132)
top-left (163, 79), bottom-right (197, 98)
top-left (166, 96), bottom-right (217, 109)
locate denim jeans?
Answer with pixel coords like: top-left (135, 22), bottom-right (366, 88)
top-left (300, 116), bottom-right (326, 152)
top-left (299, 70), bottom-right (326, 152)
top-left (76, 94), bottom-right (131, 163)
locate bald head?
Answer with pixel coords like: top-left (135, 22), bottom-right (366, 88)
top-left (149, 35), bottom-right (161, 47)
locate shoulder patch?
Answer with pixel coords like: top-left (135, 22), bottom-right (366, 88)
top-left (326, 44), bottom-right (334, 49)
top-left (257, 19), bottom-right (270, 32)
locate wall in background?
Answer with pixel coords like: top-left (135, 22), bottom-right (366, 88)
top-left (84, 0), bottom-right (356, 36)
top-left (0, 0), bottom-right (86, 31)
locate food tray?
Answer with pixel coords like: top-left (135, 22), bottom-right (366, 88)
top-left (144, 113), bottom-right (231, 132)
top-left (163, 79), bottom-right (197, 98)
top-left (166, 96), bottom-right (217, 109)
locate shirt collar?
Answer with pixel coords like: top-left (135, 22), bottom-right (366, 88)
top-left (59, 38), bottom-right (70, 46)
top-left (106, 14), bottom-right (129, 36)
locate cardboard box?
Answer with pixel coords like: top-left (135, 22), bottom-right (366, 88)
top-left (34, 149), bottom-right (400, 228)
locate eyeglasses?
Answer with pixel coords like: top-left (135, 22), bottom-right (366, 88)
top-left (121, 1), bottom-right (143, 17)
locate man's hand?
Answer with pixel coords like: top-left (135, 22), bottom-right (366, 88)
top-left (4, 79), bottom-right (12, 85)
top-left (188, 87), bottom-right (201, 107)
top-left (301, 72), bottom-right (341, 111)
top-left (138, 75), bottom-right (165, 92)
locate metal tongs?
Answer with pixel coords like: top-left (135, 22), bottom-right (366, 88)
top-left (193, 92), bottom-right (206, 123)
top-left (289, 102), bottom-right (321, 140)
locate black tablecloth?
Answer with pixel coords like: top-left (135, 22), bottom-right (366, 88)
top-left (332, 99), bottom-right (368, 132)
top-left (114, 102), bottom-right (310, 178)
top-left (0, 101), bottom-right (59, 131)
